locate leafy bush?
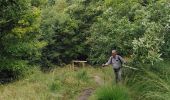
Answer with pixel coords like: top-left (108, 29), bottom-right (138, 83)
top-left (0, 0), bottom-right (46, 78)
top-left (132, 22), bottom-right (164, 65)
top-left (40, 0), bottom-right (103, 67)
top-left (88, 0), bottom-right (170, 65)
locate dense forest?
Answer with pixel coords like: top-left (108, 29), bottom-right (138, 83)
top-left (0, 0), bottom-right (170, 100)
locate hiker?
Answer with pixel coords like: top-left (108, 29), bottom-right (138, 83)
top-left (102, 50), bottom-right (125, 83)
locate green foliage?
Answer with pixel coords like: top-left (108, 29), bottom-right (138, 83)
top-left (40, 0), bottom-right (170, 67)
top-left (125, 61), bottom-right (170, 100)
top-left (0, 0), bottom-right (46, 78)
top-left (0, 3), bottom-right (170, 100)
top-left (132, 1), bottom-right (170, 65)
top-left (41, 0), bottom-right (103, 67)
top-left (88, 0), bottom-right (170, 65)
top-left (31, 0), bottom-right (47, 7)
top-left (132, 22), bottom-right (164, 65)
top-left (95, 85), bottom-right (131, 100)
top-left (88, 0), bottom-right (142, 64)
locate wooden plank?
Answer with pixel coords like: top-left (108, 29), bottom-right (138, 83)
top-left (72, 60), bottom-right (87, 68)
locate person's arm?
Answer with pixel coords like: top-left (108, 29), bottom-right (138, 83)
top-left (118, 55), bottom-right (126, 64)
top-left (102, 56), bottom-right (112, 67)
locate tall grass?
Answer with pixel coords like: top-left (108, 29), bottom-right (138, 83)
top-left (0, 66), bottom-right (108, 100)
top-left (125, 60), bottom-right (170, 100)
top-left (76, 69), bottom-right (89, 81)
top-left (94, 85), bottom-right (131, 100)
top-left (3, 62), bottom-right (170, 100)
top-left (48, 81), bottom-right (61, 92)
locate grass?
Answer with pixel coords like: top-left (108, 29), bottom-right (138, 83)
top-left (94, 85), bottom-right (131, 100)
top-left (76, 69), bottom-right (89, 81)
top-left (125, 60), bottom-right (170, 100)
top-left (0, 65), bottom-right (115, 100)
top-left (1, 61), bottom-right (169, 100)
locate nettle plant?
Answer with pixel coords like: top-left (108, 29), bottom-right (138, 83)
top-left (132, 22), bottom-right (165, 65)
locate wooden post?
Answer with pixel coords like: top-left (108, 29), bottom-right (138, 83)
top-left (82, 62), bottom-right (85, 68)
top-left (72, 61), bottom-right (74, 70)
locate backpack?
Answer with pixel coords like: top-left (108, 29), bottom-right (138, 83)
top-left (118, 56), bottom-right (123, 65)
top-left (111, 55), bottom-right (123, 65)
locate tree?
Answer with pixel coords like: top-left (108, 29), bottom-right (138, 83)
top-left (0, 0), bottom-right (46, 78)
top-left (41, 0), bottom-right (103, 67)
top-left (87, 0), bottom-right (142, 64)
top-left (88, 0), bottom-right (170, 65)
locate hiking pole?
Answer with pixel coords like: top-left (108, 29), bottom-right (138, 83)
top-left (122, 64), bottom-right (139, 70)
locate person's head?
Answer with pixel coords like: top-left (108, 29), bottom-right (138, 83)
top-left (111, 50), bottom-right (117, 57)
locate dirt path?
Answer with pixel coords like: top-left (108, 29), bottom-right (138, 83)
top-left (94, 75), bottom-right (104, 85)
top-left (77, 88), bottom-right (94, 100)
top-left (77, 75), bottom-right (103, 100)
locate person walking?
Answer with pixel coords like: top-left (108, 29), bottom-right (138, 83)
top-left (102, 50), bottom-right (125, 83)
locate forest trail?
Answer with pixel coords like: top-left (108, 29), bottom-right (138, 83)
top-left (94, 75), bottom-right (104, 85)
top-left (77, 88), bottom-right (94, 100)
top-left (77, 75), bottom-right (104, 100)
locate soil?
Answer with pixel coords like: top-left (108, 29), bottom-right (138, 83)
top-left (77, 75), bottom-right (103, 100)
top-left (77, 88), bottom-right (94, 100)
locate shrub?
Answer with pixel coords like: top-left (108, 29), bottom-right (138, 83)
top-left (0, 0), bottom-right (46, 79)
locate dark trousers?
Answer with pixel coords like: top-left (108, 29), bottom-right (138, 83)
top-left (114, 67), bottom-right (122, 83)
